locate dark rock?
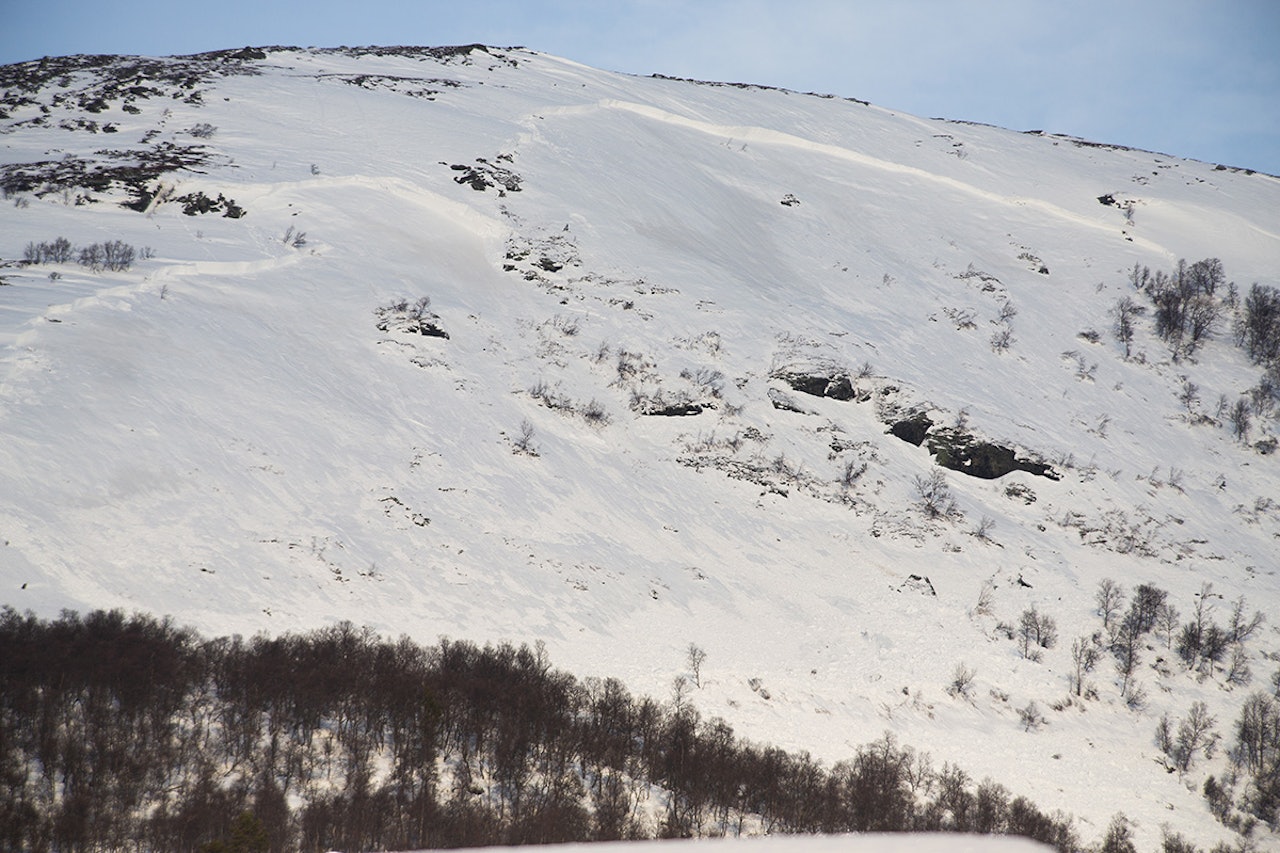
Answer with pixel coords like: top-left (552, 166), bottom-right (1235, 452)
top-left (642, 402), bottom-right (704, 416)
top-left (899, 574), bottom-right (936, 596)
top-left (785, 374), bottom-right (830, 397)
top-left (887, 416), bottom-right (1058, 481)
top-left (889, 413), bottom-right (933, 446)
top-left (925, 426), bottom-right (1059, 480)
top-left (825, 376), bottom-right (856, 400)
top-left (768, 389), bottom-right (810, 414)
top-left (777, 371), bottom-right (856, 401)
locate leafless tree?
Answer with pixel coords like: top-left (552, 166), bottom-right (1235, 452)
top-left (1113, 296), bottom-right (1138, 358)
top-left (1069, 636), bottom-right (1100, 697)
top-left (1227, 596), bottom-right (1265, 644)
top-left (1177, 379), bottom-right (1199, 417)
top-left (1111, 612), bottom-right (1143, 699)
top-left (1095, 578), bottom-right (1125, 630)
top-left (1229, 397), bottom-right (1251, 442)
top-left (1170, 701), bottom-right (1217, 772)
top-left (1017, 607), bottom-right (1057, 661)
top-left (686, 643), bottom-right (707, 688)
top-left (1154, 602), bottom-right (1181, 649)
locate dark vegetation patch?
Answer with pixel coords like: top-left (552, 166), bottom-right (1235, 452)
top-left (1, 143), bottom-right (216, 209)
top-left (178, 44), bottom-right (519, 67)
top-left (0, 51), bottom-right (260, 208)
top-left (646, 402), bottom-right (705, 416)
top-left (192, 46), bottom-right (270, 61)
top-left (450, 158), bottom-right (522, 192)
top-left (634, 396), bottom-right (706, 416)
top-left (0, 607), bottom-right (1099, 851)
top-left (315, 72), bottom-right (464, 99)
top-left (0, 45), bottom-right (522, 212)
top-left (327, 44), bottom-right (520, 66)
top-left (175, 190), bottom-right (245, 217)
top-left (0, 51), bottom-right (265, 121)
top-left (956, 263), bottom-right (1002, 291)
top-left (649, 73), bottom-right (870, 106)
top-left (499, 232), bottom-right (582, 291)
top-left (376, 296), bottom-right (449, 338)
top-left (629, 370), bottom-right (723, 418)
top-left (56, 116), bottom-right (106, 133)
top-left (1005, 482), bottom-right (1037, 504)
top-left (0, 46), bottom-right (502, 210)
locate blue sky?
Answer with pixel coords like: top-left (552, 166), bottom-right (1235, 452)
top-left (4, 0), bottom-right (1278, 175)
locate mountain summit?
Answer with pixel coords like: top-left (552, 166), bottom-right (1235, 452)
top-left (2, 45), bottom-right (1279, 849)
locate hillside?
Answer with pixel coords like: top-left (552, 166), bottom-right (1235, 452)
top-left (1, 45), bottom-right (1279, 850)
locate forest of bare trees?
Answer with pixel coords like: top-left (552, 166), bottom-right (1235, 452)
top-left (0, 608), bottom-right (1087, 853)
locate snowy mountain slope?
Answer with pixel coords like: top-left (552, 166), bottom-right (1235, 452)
top-left (1, 45), bottom-right (1279, 849)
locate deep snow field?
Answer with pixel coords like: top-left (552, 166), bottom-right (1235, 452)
top-left (1, 45), bottom-right (1279, 850)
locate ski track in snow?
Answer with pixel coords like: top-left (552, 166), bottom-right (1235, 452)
top-left (561, 98), bottom-right (1171, 256)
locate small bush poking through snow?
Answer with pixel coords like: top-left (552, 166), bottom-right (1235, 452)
top-left (580, 398), bottom-right (610, 426)
top-left (282, 225), bottom-right (307, 248)
top-left (512, 419), bottom-right (538, 456)
top-left (1019, 700), bottom-right (1045, 732)
top-left (947, 662), bottom-right (976, 700)
top-left (914, 468), bottom-right (962, 521)
top-left (375, 296), bottom-right (448, 338)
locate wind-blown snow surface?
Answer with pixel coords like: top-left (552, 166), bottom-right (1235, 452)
top-left (1, 46), bottom-right (1278, 849)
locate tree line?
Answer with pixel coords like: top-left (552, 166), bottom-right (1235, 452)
top-left (0, 607), bottom-right (1091, 853)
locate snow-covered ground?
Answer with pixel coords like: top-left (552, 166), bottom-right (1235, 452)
top-left (1, 45), bottom-right (1278, 850)
top-left (397, 835), bottom-right (1052, 853)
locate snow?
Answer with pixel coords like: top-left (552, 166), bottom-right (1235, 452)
top-left (2, 45), bottom-right (1279, 850)
top-left (396, 835), bottom-right (1052, 853)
